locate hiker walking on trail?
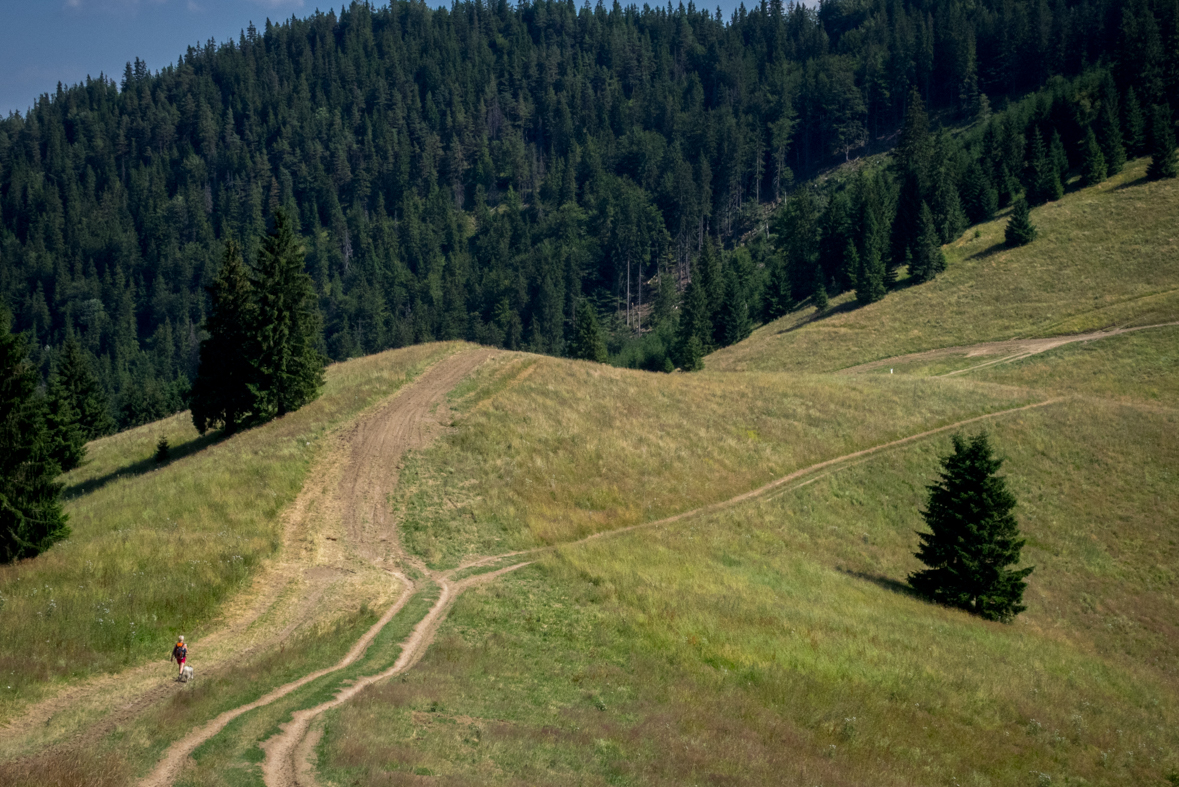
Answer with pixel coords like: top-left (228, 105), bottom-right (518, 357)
top-left (171, 636), bottom-right (187, 677)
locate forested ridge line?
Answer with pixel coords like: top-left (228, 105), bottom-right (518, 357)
top-left (2, 0), bottom-right (1176, 430)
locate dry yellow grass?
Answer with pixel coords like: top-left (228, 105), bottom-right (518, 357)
top-left (398, 352), bottom-right (1035, 567)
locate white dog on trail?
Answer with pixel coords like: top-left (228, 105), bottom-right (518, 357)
top-left (179, 665), bottom-right (194, 683)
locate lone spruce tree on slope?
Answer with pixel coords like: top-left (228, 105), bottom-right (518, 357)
top-left (909, 432), bottom-right (1033, 622)
top-left (1005, 195), bottom-right (1037, 247)
top-left (568, 300), bottom-right (608, 363)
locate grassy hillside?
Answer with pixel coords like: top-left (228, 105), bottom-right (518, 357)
top-left (397, 354), bottom-right (1034, 568)
top-left (0, 342), bottom-right (458, 708)
top-left (708, 159), bottom-right (1179, 374)
top-left (3, 168), bottom-right (1177, 787)
top-left (316, 360), bottom-right (1179, 786)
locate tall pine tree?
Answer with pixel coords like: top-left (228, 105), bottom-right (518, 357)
top-left (674, 274), bottom-right (712, 371)
top-left (1, 312), bottom-right (69, 564)
top-left (248, 212), bottom-right (326, 422)
top-left (53, 333), bottom-right (115, 441)
top-left (1081, 126), bottom-right (1108, 185)
top-left (909, 432), bottom-right (1033, 622)
top-left (1146, 103), bottom-right (1177, 180)
top-left (909, 201), bottom-right (947, 283)
top-left (191, 241), bottom-right (258, 434)
top-left (1005, 195), bottom-right (1037, 246)
top-left (568, 300), bottom-right (608, 363)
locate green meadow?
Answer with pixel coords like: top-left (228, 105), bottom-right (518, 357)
top-left (2, 157), bottom-right (1177, 787)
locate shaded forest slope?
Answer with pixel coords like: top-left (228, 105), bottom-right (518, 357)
top-left (707, 158), bottom-right (1179, 373)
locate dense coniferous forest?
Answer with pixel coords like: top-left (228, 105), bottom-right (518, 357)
top-left (1, 0), bottom-right (1176, 430)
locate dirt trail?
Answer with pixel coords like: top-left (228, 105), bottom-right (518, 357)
top-left (133, 349), bottom-right (493, 787)
top-left (446, 397), bottom-right (1067, 576)
top-left (837, 322), bottom-right (1179, 377)
top-left (260, 562), bottom-right (532, 787)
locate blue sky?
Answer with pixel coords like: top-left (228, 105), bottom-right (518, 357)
top-left (2, 0), bottom-right (317, 116)
top-left (1, 0), bottom-right (762, 117)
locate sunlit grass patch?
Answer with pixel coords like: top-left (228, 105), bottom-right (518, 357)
top-left (967, 326), bottom-right (1179, 406)
top-left (398, 355), bottom-right (1035, 568)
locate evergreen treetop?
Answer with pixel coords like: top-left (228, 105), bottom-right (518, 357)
top-left (1081, 126), bottom-right (1108, 186)
top-left (191, 241), bottom-right (258, 434)
top-left (53, 334), bottom-right (115, 441)
top-left (1146, 104), bottom-right (1177, 181)
top-left (248, 211), bottom-right (326, 421)
top-left (568, 300), bottom-right (608, 364)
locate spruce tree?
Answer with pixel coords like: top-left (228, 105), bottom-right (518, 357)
top-left (960, 160), bottom-right (998, 224)
top-left (568, 300), bottom-right (608, 363)
top-left (909, 432), bottom-right (1033, 622)
top-left (1081, 126), bottom-right (1108, 186)
top-left (910, 202), bottom-right (947, 283)
top-left (1028, 128), bottom-right (1063, 205)
top-left (696, 238), bottom-right (724, 327)
top-left (854, 240), bottom-right (886, 306)
top-left (1, 312), bottom-right (69, 564)
top-left (1146, 104), bottom-right (1177, 180)
top-left (53, 333), bottom-right (114, 440)
top-left (1123, 87), bottom-right (1146, 156)
top-left (1005, 195), bottom-right (1037, 247)
top-left (1049, 130), bottom-right (1069, 184)
top-left (44, 378), bottom-right (86, 473)
top-left (248, 211), bottom-right (326, 422)
top-left (717, 266), bottom-right (752, 346)
top-left (191, 241), bottom-right (257, 434)
top-left (1097, 97), bottom-right (1127, 175)
top-left (932, 167), bottom-right (968, 244)
top-left (762, 252), bottom-right (795, 321)
top-left (674, 275), bottom-right (712, 371)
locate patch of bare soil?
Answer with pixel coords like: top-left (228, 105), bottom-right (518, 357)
top-left (837, 322), bottom-right (1179, 376)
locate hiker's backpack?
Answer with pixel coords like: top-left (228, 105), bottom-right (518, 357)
top-left (173, 643), bottom-right (186, 661)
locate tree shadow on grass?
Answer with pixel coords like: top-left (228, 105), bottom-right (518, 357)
top-left (1113, 175), bottom-right (1149, 191)
top-left (63, 430), bottom-right (228, 500)
top-left (837, 567), bottom-right (922, 600)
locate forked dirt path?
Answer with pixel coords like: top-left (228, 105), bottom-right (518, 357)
top-left (266, 395), bottom-right (1068, 787)
top-left (261, 562), bottom-right (532, 787)
top-left (135, 348), bottom-right (494, 787)
top-left (837, 322), bottom-right (1179, 377)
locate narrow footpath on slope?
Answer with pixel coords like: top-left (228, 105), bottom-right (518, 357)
top-left (836, 322), bottom-right (1179, 377)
